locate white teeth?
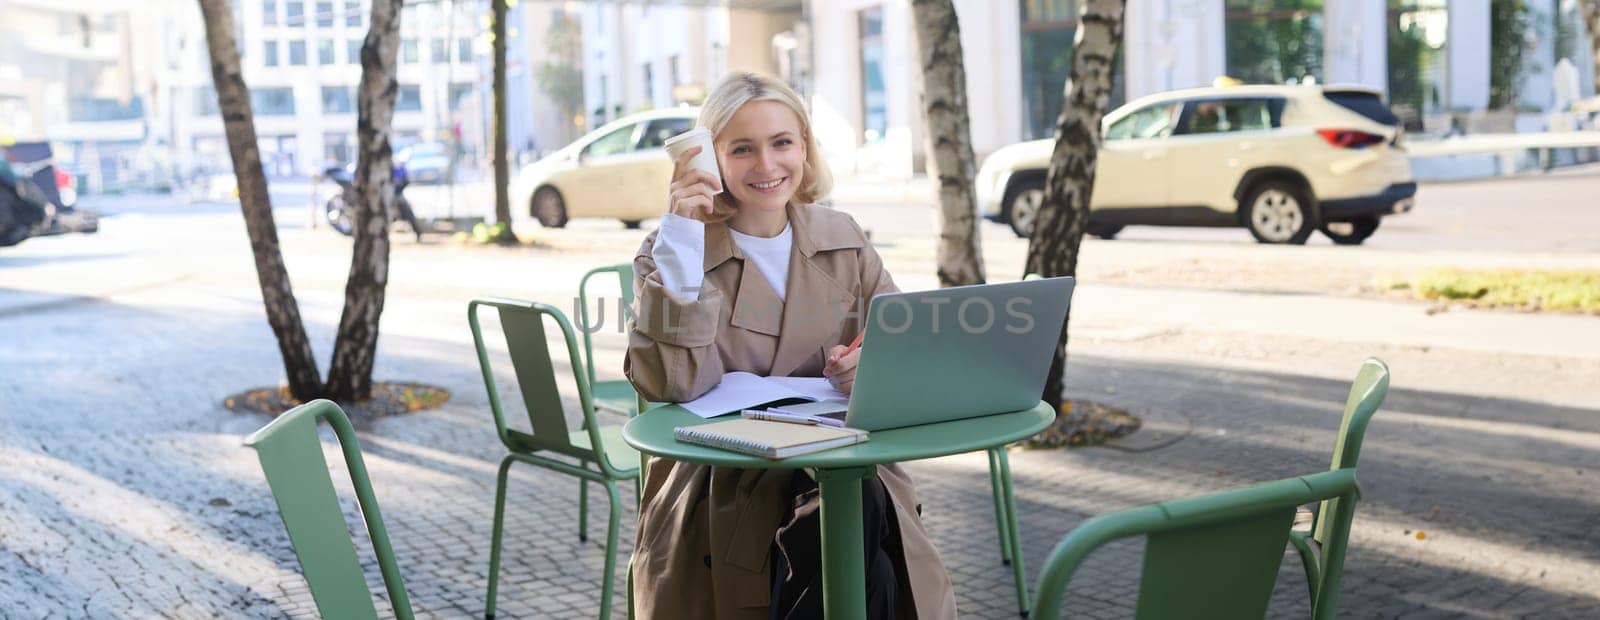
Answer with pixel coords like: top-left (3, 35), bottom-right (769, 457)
top-left (751, 178), bottom-right (783, 190)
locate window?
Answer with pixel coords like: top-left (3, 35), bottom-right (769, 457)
top-left (1018, 0), bottom-right (1125, 140)
top-left (263, 40), bottom-right (279, 67)
top-left (448, 82), bottom-right (473, 110)
top-left (457, 37), bottom-right (472, 62)
top-left (1178, 98), bottom-right (1281, 134)
top-left (321, 86), bottom-right (353, 114)
top-left (1104, 103), bottom-right (1181, 141)
top-left (325, 132), bottom-right (353, 165)
top-left (402, 38), bottom-right (418, 63)
top-left (286, 1), bottom-right (304, 26)
top-left (316, 1), bottom-right (333, 27)
top-left (288, 40), bottom-right (307, 65)
top-left (345, 0), bottom-right (361, 26)
top-left (252, 87), bottom-right (296, 116)
top-left (431, 38), bottom-right (448, 63)
top-left (857, 7), bottom-right (886, 143)
top-left (642, 63), bottom-right (654, 107)
top-left (1224, 0), bottom-right (1324, 85)
top-left (1387, 0), bottom-right (1449, 130)
top-left (263, 0), bottom-right (278, 26)
top-left (317, 40), bottom-right (335, 65)
top-left (396, 84), bottom-right (422, 111)
top-left (195, 85), bottom-right (219, 116)
top-left (582, 124), bottom-right (638, 158)
top-left (347, 39), bottom-right (362, 64)
top-left (68, 96), bottom-right (145, 122)
top-left (639, 118), bottom-right (693, 150)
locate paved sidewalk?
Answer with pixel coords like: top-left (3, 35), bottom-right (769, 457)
top-left (3, 202), bottom-right (1598, 618)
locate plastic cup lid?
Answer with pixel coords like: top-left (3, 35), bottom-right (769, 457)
top-left (663, 127), bottom-right (712, 148)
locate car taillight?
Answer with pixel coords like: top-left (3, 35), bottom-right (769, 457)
top-left (1317, 129), bottom-right (1386, 149)
top-left (54, 168), bottom-right (73, 189)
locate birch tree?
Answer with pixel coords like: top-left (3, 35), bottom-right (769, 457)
top-left (1023, 0), bottom-right (1126, 412)
top-left (199, 0), bottom-right (406, 403)
top-left (196, 0), bottom-right (322, 400)
top-left (489, 0), bottom-right (516, 241)
top-left (911, 0), bottom-right (985, 287)
top-left (325, 0), bottom-right (405, 401)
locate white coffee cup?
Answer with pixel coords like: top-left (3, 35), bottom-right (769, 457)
top-left (662, 127), bottom-right (722, 195)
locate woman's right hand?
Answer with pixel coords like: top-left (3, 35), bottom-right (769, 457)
top-left (668, 146), bottom-right (722, 220)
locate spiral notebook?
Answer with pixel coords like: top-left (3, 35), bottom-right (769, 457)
top-left (673, 418), bottom-right (869, 459)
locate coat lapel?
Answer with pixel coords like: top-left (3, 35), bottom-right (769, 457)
top-left (768, 205), bottom-right (857, 377)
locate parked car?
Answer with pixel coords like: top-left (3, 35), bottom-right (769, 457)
top-left (976, 84), bottom-right (1416, 245)
top-left (0, 142), bottom-right (97, 247)
top-left (396, 141), bottom-right (451, 184)
top-left (510, 108), bottom-right (697, 229)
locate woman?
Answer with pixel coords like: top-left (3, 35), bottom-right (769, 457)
top-left (625, 72), bottom-right (956, 620)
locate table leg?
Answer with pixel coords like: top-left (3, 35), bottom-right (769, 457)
top-left (815, 465), bottom-right (873, 620)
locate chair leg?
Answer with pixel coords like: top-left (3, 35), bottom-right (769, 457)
top-left (600, 480), bottom-right (623, 620)
top-left (1288, 532), bottom-right (1322, 607)
top-left (485, 456), bottom-right (514, 620)
top-left (579, 477), bottom-right (590, 543)
top-left (997, 448), bottom-right (1029, 617)
top-left (988, 448), bottom-right (1014, 566)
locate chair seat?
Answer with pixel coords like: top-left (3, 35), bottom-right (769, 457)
top-left (591, 380), bottom-right (639, 416)
top-left (569, 424), bottom-right (641, 478)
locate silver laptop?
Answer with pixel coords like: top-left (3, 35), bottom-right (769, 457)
top-left (843, 276), bottom-right (1076, 431)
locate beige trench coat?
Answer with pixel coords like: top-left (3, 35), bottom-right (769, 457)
top-left (624, 203), bottom-right (958, 619)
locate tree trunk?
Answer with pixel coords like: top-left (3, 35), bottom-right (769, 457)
top-left (490, 0), bottom-right (516, 241)
top-left (911, 0), bottom-right (985, 288)
top-left (1023, 0), bottom-right (1126, 413)
top-left (325, 0), bottom-right (403, 402)
top-left (196, 0), bottom-right (324, 401)
top-left (1584, 0), bottom-right (1600, 92)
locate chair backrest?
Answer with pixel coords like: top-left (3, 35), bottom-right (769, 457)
top-left (244, 400), bottom-right (413, 620)
top-left (1031, 469), bottom-right (1359, 620)
top-left (468, 296), bottom-right (628, 476)
top-left (1304, 357), bottom-right (1389, 611)
top-left (577, 263), bottom-right (635, 387)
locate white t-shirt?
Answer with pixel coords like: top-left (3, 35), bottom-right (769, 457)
top-left (651, 213), bottom-right (792, 301)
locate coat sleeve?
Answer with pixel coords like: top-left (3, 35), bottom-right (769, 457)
top-left (624, 238), bottom-right (727, 403)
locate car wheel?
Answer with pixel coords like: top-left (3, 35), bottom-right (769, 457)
top-left (1320, 215), bottom-right (1380, 245)
top-left (324, 195), bottom-right (355, 236)
top-left (1086, 223), bottom-right (1123, 240)
top-left (1242, 179), bottom-right (1315, 245)
top-left (621, 219), bottom-right (643, 229)
top-left (1004, 178), bottom-right (1045, 238)
top-left (533, 186), bottom-right (568, 228)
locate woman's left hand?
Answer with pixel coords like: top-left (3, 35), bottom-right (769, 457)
top-left (822, 345), bottom-right (860, 395)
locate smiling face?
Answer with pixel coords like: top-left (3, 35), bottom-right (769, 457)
top-left (714, 100), bottom-right (807, 216)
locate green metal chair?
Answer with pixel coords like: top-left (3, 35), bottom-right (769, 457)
top-left (990, 271), bottom-right (1049, 616)
top-left (244, 399), bottom-right (415, 620)
top-left (1030, 468), bottom-right (1362, 620)
top-left (469, 297), bottom-right (641, 620)
top-left (578, 264), bottom-right (639, 417)
top-left (1288, 357), bottom-right (1390, 611)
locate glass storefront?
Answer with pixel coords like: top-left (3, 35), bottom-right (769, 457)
top-left (1224, 0), bottom-right (1324, 85)
top-left (1019, 0), bottom-right (1123, 140)
top-left (1387, 0), bottom-right (1449, 130)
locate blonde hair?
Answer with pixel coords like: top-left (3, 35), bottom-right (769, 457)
top-left (696, 72), bottom-right (833, 223)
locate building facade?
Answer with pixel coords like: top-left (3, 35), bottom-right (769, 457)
top-left (806, 0), bottom-right (1599, 179)
top-left (0, 0), bottom-right (163, 192)
top-left (578, 2), bottom-right (802, 130)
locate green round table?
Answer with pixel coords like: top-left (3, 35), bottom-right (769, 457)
top-left (622, 401), bottom-right (1054, 620)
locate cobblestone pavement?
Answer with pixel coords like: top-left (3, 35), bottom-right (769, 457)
top-left (3, 197), bottom-right (1598, 618)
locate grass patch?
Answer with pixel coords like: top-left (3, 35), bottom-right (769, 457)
top-left (1384, 269), bottom-right (1600, 313)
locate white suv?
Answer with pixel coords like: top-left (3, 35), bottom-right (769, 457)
top-left (976, 85), bottom-right (1416, 245)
